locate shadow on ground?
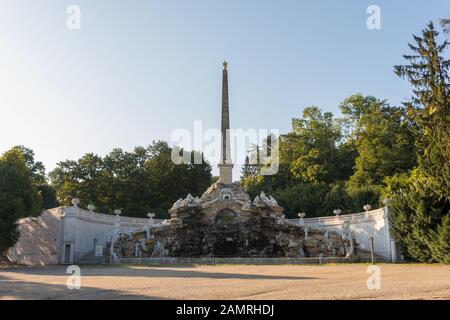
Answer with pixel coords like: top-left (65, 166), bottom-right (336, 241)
top-left (0, 265), bottom-right (318, 281)
top-left (0, 265), bottom-right (319, 300)
top-left (0, 273), bottom-right (162, 300)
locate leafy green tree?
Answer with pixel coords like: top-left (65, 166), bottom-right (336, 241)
top-left (273, 183), bottom-right (329, 218)
top-left (9, 146), bottom-right (57, 209)
top-left (427, 214), bottom-right (450, 263)
top-left (50, 141), bottom-right (212, 218)
top-left (395, 21), bottom-right (450, 200)
top-left (9, 146), bottom-right (46, 185)
top-left (241, 155), bottom-right (254, 179)
top-left (289, 107), bottom-right (346, 184)
top-left (145, 141), bottom-right (212, 216)
top-left (388, 21), bottom-right (450, 263)
top-left (0, 148), bottom-right (42, 255)
top-left (341, 94), bottom-right (416, 189)
top-left (39, 184), bottom-right (58, 210)
top-left (241, 174), bottom-right (265, 200)
top-left (241, 106), bottom-right (355, 217)
top-left (384, 172), bottom-right (448, 262)
top-left (99, 148), bottom-right (149, 215)
top-left (50, 153), bottom-right (104, 208)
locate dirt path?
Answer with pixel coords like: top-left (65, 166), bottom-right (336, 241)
top-left (1, 264), bottom-right (449, 300)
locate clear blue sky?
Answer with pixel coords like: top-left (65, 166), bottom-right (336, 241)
top-left (0, 0), bottom-right (448, 177)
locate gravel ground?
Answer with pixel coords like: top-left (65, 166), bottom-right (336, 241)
top-left (1, 264), bottom-right (449, 300)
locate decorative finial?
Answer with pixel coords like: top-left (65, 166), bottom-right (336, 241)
top-left (71, 198), bottom-right (80, 207)
top-left (223, 61), bottom-right (227, 70)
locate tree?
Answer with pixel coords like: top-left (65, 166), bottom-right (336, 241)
top-left (0, 148), bottom-right (42, 255)
top-left (241, 106), bottom-right (356, 217)
top-left (340, 94), bottom-right (416, 201)
top-left (49, 141), bottom-right (212, 218)
top-left (240, 155), bottom-right (254, 179)
top-left (395, 21), bottom-right (450, 199)
top-left (289, 107), bottom-right (346, 184)
top-left (9, 146), bottom-right (46, 185)
top-left (50, 154), bottom-right (104, 209)
top-left (389, 21), bottom-right (450, 263)
top-left (9, 145), bottom-right (57, 209)
top-left (145, 141), bottom-right (212, 217)
top-left (384, 171), bottom-right (448, 262)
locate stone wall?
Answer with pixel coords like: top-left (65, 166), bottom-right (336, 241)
top-left (7, 205), bottom-right (397, 265)
top-left (7, 208), bottom-right (62, 265)
top-left (8, 206), bottom-right (163, 265)
top-left (290, 207), bottom-right (397, 261)
top-left (61, 206), bottom-right (163, 262)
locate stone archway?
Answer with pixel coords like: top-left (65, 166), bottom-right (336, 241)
top-left (210, 209), bottom-right (242, 256)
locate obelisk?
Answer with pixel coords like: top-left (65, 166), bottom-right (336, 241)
top-left (218, 61), bottom-right (234, 184)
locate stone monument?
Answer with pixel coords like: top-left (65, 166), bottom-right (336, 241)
top-left (111, 63), bottom-right (358, 259)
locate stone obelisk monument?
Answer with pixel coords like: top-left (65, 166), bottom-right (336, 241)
top-left (218, 61), bottom-right (234, 184)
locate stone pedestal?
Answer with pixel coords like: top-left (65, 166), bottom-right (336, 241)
top-left (218, 163), bottom-right (234, 184)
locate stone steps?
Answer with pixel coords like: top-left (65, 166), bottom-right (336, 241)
top-left (78, 249), bottom-right (109, 265)
top-left (78, 252), bottom-right (105, 264)
top-left (357, 249), bottom-right (388, 262)
top-left (78, 256), bottom-right (105, 265)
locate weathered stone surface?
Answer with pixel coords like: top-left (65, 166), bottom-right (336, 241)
top-left (113, 182), bottom-right (358, 259)
top-left (106, 64), bottom-right (359, 259)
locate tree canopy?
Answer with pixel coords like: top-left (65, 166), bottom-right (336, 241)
top-left (386, 21), bottom-right (450, 263)
top-left (49, 141), bottom-right (212, 218)
top-left (0, 148), bottom-right (42, 255)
